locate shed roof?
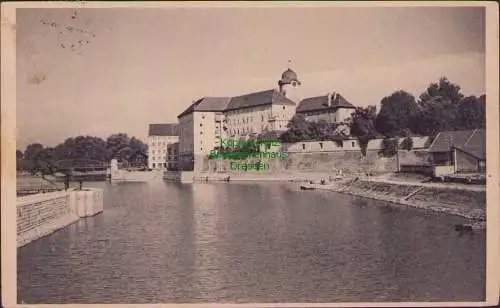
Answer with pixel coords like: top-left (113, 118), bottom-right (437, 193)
top-left (428, 129), bottom-right (485, 159)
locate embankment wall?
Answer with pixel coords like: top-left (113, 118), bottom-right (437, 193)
top-left (17, 188), bottom-right (103, 248)
top-left (201, 150), bottom-right (403, 175)
top-left (111, 170), bottom-right (163, 182)
top-left (327, 180), bottom-right (486, 220)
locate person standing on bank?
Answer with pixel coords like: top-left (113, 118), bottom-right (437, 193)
top-left (64, 174), bottom-right (70, 191)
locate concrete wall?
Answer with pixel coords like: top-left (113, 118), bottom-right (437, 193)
top-left (111, 158), bottom-right (163, 182)
top-left (111, 169), bottom-right (163, 182)
top-left (17, 188), bottom-right (104, 248)
top-left (164, 170), bottom-right (195, 183)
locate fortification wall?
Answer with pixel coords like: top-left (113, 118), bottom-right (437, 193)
top-left (201, 150), bottom-right (399, 175)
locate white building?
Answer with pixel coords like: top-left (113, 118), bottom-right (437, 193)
top-left (147, 123), bottom-right (179, 169)
top-left (296, 92), bottom-right (356, 124)
top-left (176, 68), bottom-right (302, 171)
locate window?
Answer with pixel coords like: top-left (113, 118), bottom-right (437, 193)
top-left (352, 141), bottom-right (355, 147)
top-left (201, 115), bottom-right (205, 119)
top-left (200, 123), bottom-right (203, 127)
top-left (200, 131), bottom-right (203, 135)
top-left (152, 163), bottom-right (156, 168)
top-left (283, 106), bottom-right (285, 110)
top-left (200, 147), bottom-right (203, 151)
top-left (319, 142), bottom-right (323, 149)
top-left (302, 144), bottom-right (306, 150)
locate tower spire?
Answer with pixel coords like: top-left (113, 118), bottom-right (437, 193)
top-left (287, 59), bottom-right (292, 69)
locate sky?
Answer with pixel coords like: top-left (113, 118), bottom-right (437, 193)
top-left (15, 5), bottom-right (486, 150)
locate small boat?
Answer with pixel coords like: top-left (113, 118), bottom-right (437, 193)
top-left (300, 185), bottom-right (316, 190)
top-left (455, 222), bottom-right (486, 232)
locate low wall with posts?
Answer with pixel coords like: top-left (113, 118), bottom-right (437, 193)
top-left (17, 188), bottom-right (104, 248)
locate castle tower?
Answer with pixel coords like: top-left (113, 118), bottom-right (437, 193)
top-left (278, 60), bottom-right (301, 103)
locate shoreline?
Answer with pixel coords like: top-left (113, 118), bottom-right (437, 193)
top-left (300, 180), bottom-right (486, 223)
top-left (193, 172), bottom-right (486, 223)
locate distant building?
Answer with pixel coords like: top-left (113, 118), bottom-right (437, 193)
top-left (177, 67), bottom-right (302, 171)
top-left (428, 128), bottom-right (486, 173)
top-left (147, 123), bottom-right (179, 169)
top-left (166, 142), bottom-right (179, 171)
top-left (129, 150), bottom-right (148, 168)
top-left (296, 92), bottom-right (356, 124)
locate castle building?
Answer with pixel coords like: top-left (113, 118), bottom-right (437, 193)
top-left (296, 92), bottom-right (356, 124)
top-left (176, 67), bottom-right (302, 171)
top-left (146, 123), bottom-right (179, 169)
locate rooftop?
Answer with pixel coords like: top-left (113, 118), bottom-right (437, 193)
top-left (296, 92), bottom-right (356, 113)
top-left (177, 97), bottom-right (232, 118)
top-left (177, 89), bottom-right (295, 118)
top-left (148, 123), bottom-right (179, 136)
top-left (226, 89), bottom-right (296, 112)
top-left (428, 128), bottom-right (485, 160)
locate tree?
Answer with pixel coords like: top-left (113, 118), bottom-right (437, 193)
top-left (376, 90), bottom-right (419, 137)
top-left (129, 136), bottom-right (148, 154)
top-left (379, 137), bottom-right (399, 157)
top-left (419, 76), bottom-right (464, 105)
top-left (279, 114), bottom-right (313, 143)
top-left (309, 120), bottom-right (337, 141)
top-left (348, 106), bottom-right (378, 138)
top-left (347, 106), bottom-right (378, 155)
top-left (412, 77), bottom-right (465, 135)
top-left (400, 136), bottom-right (414, 151)
top-left (454, 95), bottom-right (486, 129)
top-left (106, 133), bottom-right (131, 160)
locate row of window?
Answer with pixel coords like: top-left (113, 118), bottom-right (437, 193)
top-left (299, 141), bottom-right (356, 150)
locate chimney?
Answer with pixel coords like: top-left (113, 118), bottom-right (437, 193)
top-left (332, 92), bottom-right (338, 105)
top-left (327, 93), bottom-right (332, 107)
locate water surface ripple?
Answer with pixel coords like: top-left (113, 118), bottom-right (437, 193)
top-left (18, 181), bottom-right (485, 303)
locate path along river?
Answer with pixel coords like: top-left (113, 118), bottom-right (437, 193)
top-left (18, 181), bottom-right (485, 303)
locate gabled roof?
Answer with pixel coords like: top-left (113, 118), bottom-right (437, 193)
top-left (296, 92), bottom-right (355, 113)
top-left (148, 123), bottom-right (179, 136)
top-left (177, 97), bottom-right (231, 118)
top-left (428, 129), bottom-right (485, 156)
top-left (454, 129), bottom-right (486, 160)
top-left (225, 89), bottom-right (296, 112)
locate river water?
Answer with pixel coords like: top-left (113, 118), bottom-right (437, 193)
top-left (17, 181), bottom-right (485, 303)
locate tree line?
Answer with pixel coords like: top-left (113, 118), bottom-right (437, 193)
top-left (16, 133), bottom-right (148, 174)
top-left (275, 77), bottom-right (486, 156)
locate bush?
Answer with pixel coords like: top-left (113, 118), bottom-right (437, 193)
top-left (400, 136), bottom-right (413, 151)
top-left (379, 137), bottom-right (398, 157)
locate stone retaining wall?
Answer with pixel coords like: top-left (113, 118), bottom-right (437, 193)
top-left (17, 188), bottom-right (104, 248)
top-left (202, 150), bottom-right (398, 175)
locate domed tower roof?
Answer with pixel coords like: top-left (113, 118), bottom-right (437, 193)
top-left (279, 68), bottom-right (301, 86)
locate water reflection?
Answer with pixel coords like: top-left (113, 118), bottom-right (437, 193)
top-left (18, 181), bottom-right (486, 303)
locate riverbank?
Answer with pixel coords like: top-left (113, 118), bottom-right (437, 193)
top-left (193, 171), bottom-right (337, 183)
top-left (301, 179), bottom-right (486, 223)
